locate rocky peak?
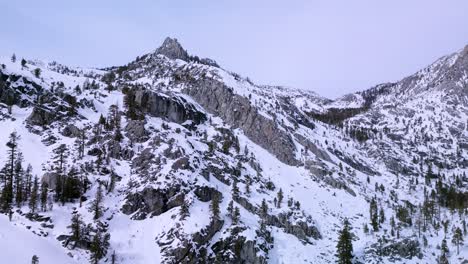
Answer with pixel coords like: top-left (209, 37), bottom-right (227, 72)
top-left (155, 37), bottom-right (190, 61)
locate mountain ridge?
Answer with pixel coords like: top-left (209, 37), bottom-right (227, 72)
top-left (0, 38), bottom-right (467, 263)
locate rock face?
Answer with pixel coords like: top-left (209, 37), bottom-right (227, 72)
top-left (183, 78), bottom-right (298, 166)
top-left (365, 237), bottom-right (422, 261)
top-left (27, 106), bottom-right (56, 126)
top-left (121, 186), bottom-right (184, 220)
top-left (211, 229), bottom-right (267, 264)
top-left (61, 124), bottom-right (81, 138)
top-left (155, 37), bottom-right (190, 62)
top-left (133, 88), bottom-right (206, 125)
top-left (41, 172), bottom-right (59, 190)
top-left (125, 120), bottom-right (149, 143)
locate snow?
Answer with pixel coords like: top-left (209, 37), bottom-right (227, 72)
top-left (0, 214), bottom-right (78, 264)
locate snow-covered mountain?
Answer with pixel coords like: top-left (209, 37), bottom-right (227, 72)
top-left (0, 38), bottom-right (467, 264)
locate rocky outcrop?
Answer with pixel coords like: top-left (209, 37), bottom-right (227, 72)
top-left (61, 124), bottom-right (81, 138)
top-left (27, 106), bottom-right (56, 126)
top-left (41, 172), bottom-right (59, 190)
top-left (133, 88), bottom-right (206, 125)
top-left (155, 37), bottom-right (190, 62)
top-left (265, 213), bottom-right (321, 241)
top-left (211, 228), bottom-right (267, 264)
top-left (183, 78), bottom-right (298, 166)
top-left (125, 120), bottom-right (149, 143)
top-left (365, 237), bottom-right (422, 262)
top-left (121, 186), bottom-right (184, 220)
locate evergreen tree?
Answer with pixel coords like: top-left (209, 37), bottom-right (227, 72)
top-left (111, 250), bottom-right (117, 264)
top-left (245, 177), bottom-right (251, 195)
top-left (11, 53), bottom-right (16, 63)
top-left (21, 58), bottom-right (27, 69)
top-left (261, 199), bottom-right (269, 219)
top-left (1, 132), bottom-right (20, 212)
top-left (441, 238), bottom-right (449, 254)
top-left (29, 176), bottom-right (39, 214)
top-left (336, 218), bottom-right (353, 264)
top-left (277, 188), bottom-right (284, 208)
top-left (232, 206), bottom-right (240, 225)
top-left (210, 193), bottom-right (220, 221)
top-left (227, 200), bottom-right (234, 218)
top-left (90, 229), bottom-right (110, 264)
top-left (33, 68), bottom-right (41, 78)
top-left (31, 255), bottom-right (39, 264)
top-left (369, 197), bottom-right (379, 231)
top-left (91, 184), bottom-right (104, 220)
top-left (70, 213), bottom-right (84, 244)
top-left (180, 196), bottom-right (190, 220)
top-left (379, 207), bottom-right (385, 224)
top-left (40, 182), bottom-right (48, 212)
top-left (452, 227), bottom-right (464, 255)
top-left (23, 165), bottom-right (33, 203)
top-left (232, 178), bottom-right (239, 200)
top-left (14, 153), bottom-right (24, 207)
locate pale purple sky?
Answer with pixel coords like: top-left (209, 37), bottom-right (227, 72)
top-left (1, 0), bottom-right (467, 98)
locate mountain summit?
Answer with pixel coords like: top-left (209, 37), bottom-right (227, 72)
top-left (154, 37), bottom-right (219, 67)
top-left (155, 37), bottom-right (190, 61)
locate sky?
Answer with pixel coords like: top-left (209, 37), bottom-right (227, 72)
top-left (1, 0), bottom-right (467, 99)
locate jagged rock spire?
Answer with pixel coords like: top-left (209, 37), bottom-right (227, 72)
top-left (155, 37), bottom-right (189, 61)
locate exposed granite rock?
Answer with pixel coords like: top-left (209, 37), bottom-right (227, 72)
top-left (155, 37), bottom-right (190, 62)
top-left (27, 106), bottom-right (56, 126)
top-left (61, 124), bottom-right (81, 138)
top-left (125, 120), bottom-right (149, 143)
top-left (194, 186), bottom-right (222, 202)
top-left (365, 237), bottom-right (422, 262)
top-left (133, 88), bottom-right (206, 125)
top-left (131, 148), bottom-right (155, 172)
top-left (265, 213), bottom-right (321, 241)
top-left (211, 228), bottom-right (267, 264)
top-left (183, 78), bottom-right (298, 166)
top-left (121, 186), bottom-right (183, 220)
top-left (41, 172), bottom-right (59, 190)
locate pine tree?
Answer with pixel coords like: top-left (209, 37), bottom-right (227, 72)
top-left (11, 53), bottom-right (16, 63)
top-left (277, 188), bottom-right (283, 208)
top-left (40, 182), bottom-right (48, 212)
top-left (21, 58), bottom-right (27, 69)
top-left (232, 178), bottom-right (239, 200)
top-left (369, 197), bottom-right (379, 231)
top-left (1, 132), bottom-right (20, 212)
top-left (232, 206), bottom-right (240, 225)
top-left (452, 227), bottom-right (464, 255)
top-left (52, 144), bottom-right (69, 204)
top-left (14, 153), bottom-right (24, 207)
top-left (70, 213), bottom-right (83, 244)
top-left (33, 68), bottom-right (41, 78)
top-left (91, 184), bottom-right (104, 220)
top-left (379, 207), bottom-right (385, 224)
top-left (227, 200), bottom-right (234, 218)
top-left (441, 238), bottom-right (449, 254)
top-left (23, 165), bottom-right (33, 203)
top-left (245, 177), bottom-right (251, 195)
top-left (29, 176), bottom-right (39, 214)
top-left (261, 199), bottom-right (269, 219)
top-left (336, 218), bottom-right (353, 264)
top-left (31, 255), bottom-right (39, 264)
top-left (111, 250), bottom-right (117, 264)
top-left (210, 193), bottom-right (220, 221)
top-left (180, 197), bottom-right (190, 220)
top-left (90, 229), bottom-right (110, 264)
top-left (439, 238), bottom-right (450, 264)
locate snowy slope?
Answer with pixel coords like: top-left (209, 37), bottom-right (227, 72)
top-left (0, 38), bottom-right (467, 264)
